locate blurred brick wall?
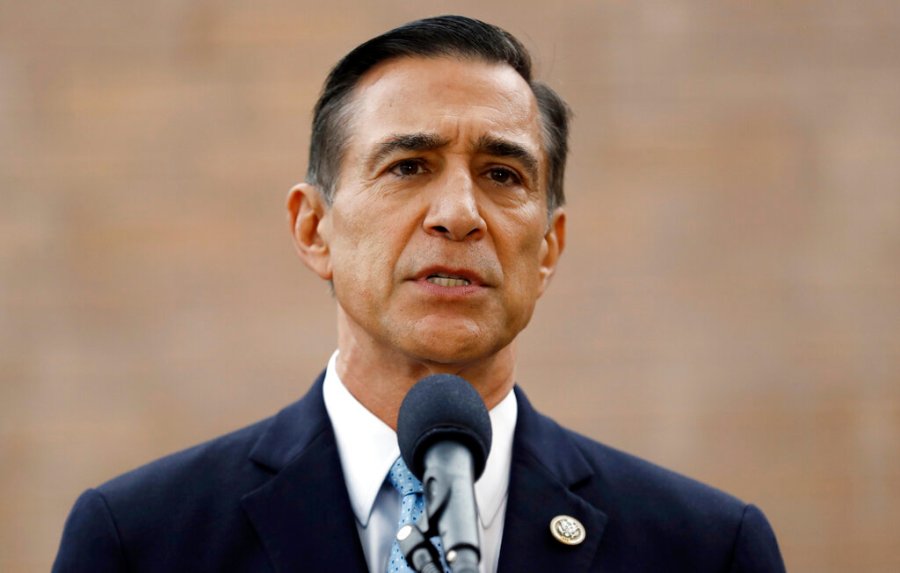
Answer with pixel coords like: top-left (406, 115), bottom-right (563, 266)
top-left (1, 1), bottom-right (898, 571)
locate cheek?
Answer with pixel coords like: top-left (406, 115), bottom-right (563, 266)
top-left (333, 236), bottom-right (384, 283)
top-left (496, 237), bottom-right (546, 304)
top-left (509, 226), bottom-right (552, 300)
top-left (497, 213), bottom-right (547, 268)
top-left (330, 214), bottom-right (404, 293)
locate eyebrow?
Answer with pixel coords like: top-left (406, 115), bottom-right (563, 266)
top-left (366, 133), bottom-right (451, 170)
top-left (365, 132), bottom-right (541, 184)
top-left (475, 135), bottom-right (540, 184)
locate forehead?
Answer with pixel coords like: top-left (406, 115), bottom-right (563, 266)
top-left (343, 56), bottom-right (544, 160)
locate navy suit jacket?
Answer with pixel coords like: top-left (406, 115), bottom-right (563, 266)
top-left (53, 374), bottom-right (786, 572)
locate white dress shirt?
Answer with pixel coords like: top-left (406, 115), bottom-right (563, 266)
top-left (322, 351), bottom-right (517, 573)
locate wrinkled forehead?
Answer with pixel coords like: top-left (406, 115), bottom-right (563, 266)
top-left (343, 56), bottom-right (545, 158)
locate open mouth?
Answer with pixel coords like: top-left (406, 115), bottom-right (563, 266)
top-left (426, 274), bottom-right (471, 287)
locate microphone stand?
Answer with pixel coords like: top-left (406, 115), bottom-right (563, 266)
top-left (396, 442), bottom-right (481, 573)
top-left (396, 522), bottom-right (444, 573)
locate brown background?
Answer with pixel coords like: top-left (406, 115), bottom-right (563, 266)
top-left (2, 1), bottom-right (898, 571)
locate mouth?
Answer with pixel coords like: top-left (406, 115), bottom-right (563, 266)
top-left (426, 273), bottom-right (472, 287)
top-left (414, 266), bottom-right (485, 290)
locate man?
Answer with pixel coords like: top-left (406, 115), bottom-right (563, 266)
top-left (53, 15), bottom-right (786, 573)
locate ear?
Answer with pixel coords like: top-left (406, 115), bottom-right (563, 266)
top-left (537, 207), bottom-right (566, 295)
top-left (286, 182), bottom-right (332, 281)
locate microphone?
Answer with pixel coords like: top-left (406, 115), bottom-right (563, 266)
top-left (397, 374), bottom-right (492, 573)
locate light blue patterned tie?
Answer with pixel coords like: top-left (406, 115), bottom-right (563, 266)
top-left (386, 457), bottom-right (449, 573)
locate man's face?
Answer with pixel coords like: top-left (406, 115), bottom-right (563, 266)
top-left (311, 56), bottom-right (564, 366)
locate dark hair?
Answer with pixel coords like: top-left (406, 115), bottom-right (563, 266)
top-left (306, 15), bottom-right (571, 212)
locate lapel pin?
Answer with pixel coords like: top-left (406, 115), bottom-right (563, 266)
top-left (550, 515), bottom-right (586, 545)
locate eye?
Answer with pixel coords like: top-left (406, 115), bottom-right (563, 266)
top-left (486, 167), bottom-right (521, 186)
top-left (389, 159), bottom-right (427, 177)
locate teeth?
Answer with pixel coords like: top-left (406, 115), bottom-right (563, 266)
top-left (427, 276), bottom-right (471, 287)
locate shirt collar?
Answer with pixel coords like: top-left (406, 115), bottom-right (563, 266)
top-left (323, 351), bottom-right (399, 527)
top-left (322, 350), bottom-right (517, 529)
top-left (475, 383), bottom-right (517, 529)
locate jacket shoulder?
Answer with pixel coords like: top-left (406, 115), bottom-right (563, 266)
top-left (567, 428), bottom-right (746, 511)
top-left (99, 415), bottom-right (274, 503)
top-left (513, 397), bottom-right (784, 572)
top-left (54, 379), bottom-right (330, 572)
top-left (563, 427), bottom-right (785, 572)
top-left (516, 399), bottom-right (747, 520)
top-left (54, 416), bottom-right (278, 573)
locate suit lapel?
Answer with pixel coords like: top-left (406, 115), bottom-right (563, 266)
top-left (239, 378), bottom-right (609, 572)
top-left (498, 388), bottom-right (608, 573)
top-left (240, 376), bottom-right (368, 572)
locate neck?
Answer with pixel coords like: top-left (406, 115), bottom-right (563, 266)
top-left (333, 313), bottom-right (517, 430)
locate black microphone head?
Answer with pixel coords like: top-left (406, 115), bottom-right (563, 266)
top-left (397, 374), bottom-right (493, 481)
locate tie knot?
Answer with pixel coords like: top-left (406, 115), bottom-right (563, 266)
top-left (388, 456), bottom-right (423, 497)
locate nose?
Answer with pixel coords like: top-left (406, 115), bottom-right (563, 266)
top-left (422, 170), bottom-right (486, 241)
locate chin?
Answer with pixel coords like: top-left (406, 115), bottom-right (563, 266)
top-left (412, 348), bottom-right (486, 367)
top-left (400, 332), bottom-right (511, 367)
